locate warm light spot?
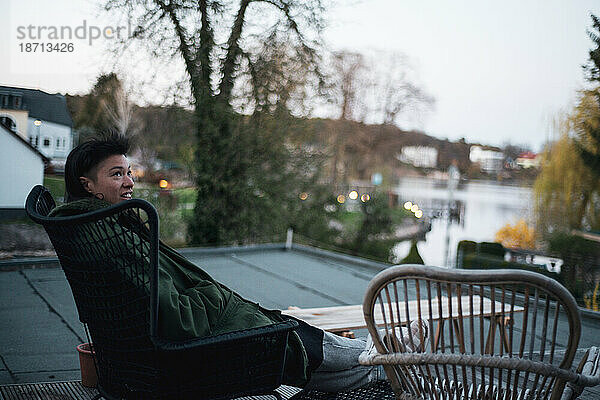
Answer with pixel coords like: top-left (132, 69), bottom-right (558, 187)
top-left (337, 194), bottom-right (346, 204)
top-left (159, 179), bottom-right (168, 189)
top-left (348, 190), bottom-right (358, 200)
top-left (34, 120), bottom-right (42, 126)
top-left (360, 193), bottom-right (370, 202)
top-left (403, 201), bottom-right (412, 210)
top-left (410, 204), bottom-right (419, 213)
top-left (299, 192), bottom-right (308, 201)
top-left (415, 210), bottom-right (423, 219)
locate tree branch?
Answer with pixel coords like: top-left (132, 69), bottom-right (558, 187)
top-left (218, 0), bottom-right (252, 103)
top-left (155, 0), bottom-right (201, 99)
top-left (196, 0), bottom-right (215, 100)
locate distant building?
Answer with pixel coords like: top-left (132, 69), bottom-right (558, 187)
top-left (0, 86), bottom-right (73, 171)
top-left (469, 145), bottom-right (504, 173)
top-left (397, 146), bottom-right (438, 168)
top-left (516, 151), bottom-right (540, 169)
top-left (0, 121), bottom-right (48, 217)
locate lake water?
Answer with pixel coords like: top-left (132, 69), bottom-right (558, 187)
top-left (391, 178), bottom-right (533, 267)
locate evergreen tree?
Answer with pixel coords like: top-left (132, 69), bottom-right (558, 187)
top-left (399, 241), bottom-right (424, 265)
top-left (352, 193), bottom-right (397, 262)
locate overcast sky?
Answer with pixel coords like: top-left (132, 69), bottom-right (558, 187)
top-left (2, 0), bottom-right (599, 151)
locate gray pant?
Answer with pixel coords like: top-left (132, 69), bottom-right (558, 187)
top-left (303, 331), bottom-right (386, 392)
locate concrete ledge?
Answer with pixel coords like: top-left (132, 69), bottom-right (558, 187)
top-left (0, 243), bottom-right (391, 272)
top-left (0, 256), bottom-right (59, 270)
top-left (0, 208), bottom-right (27, 221)
top-left (290, 243), bottom-right (390, 272)
top-left (178, 243), bottom-right (287, 255)
top-left (579, 307), bottom-right (600, 320)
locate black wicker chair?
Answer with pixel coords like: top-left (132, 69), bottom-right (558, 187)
top-left (25, 185), bottom-right (298, 400)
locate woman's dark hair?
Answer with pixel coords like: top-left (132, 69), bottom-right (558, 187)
top-left (64, 132), bottom-right (130, 202)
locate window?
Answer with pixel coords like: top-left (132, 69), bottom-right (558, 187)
top-left (43, 138), bottom-right (51, 147)
top-left (56, 138), bottom-right (60, 148)
top-left (1, 96), bottom-right (8, 108)
top-left (14, 96), bottom-right (21, 108)
top-left (0, 115), bottom-right (16, 132)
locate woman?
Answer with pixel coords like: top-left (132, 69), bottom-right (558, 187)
top-left (51, 133), bottom-right (426, 392)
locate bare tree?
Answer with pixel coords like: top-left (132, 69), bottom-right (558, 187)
top-left (366, 52), bottom-right (434, 126)
top-left (331, 51), bottom-right (366, 121)
top-left (324, 50), bottom-right (434, 184)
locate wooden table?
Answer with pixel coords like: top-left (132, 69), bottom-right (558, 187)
top-left (283, 296), bottom-right (524, 353)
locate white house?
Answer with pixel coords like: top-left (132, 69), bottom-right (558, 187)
top-left (469, 145), bottom-right (504, 173)
top-left (397, 146), bottom-right (438, 168)
top-left (516, 151), bottom-right (541, 169)
top-left (0, 122), bottom-right (48, 216)
top-left (0, 86), bottom-right (73, 171)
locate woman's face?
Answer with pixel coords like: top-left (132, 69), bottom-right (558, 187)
top-left (80, 154), bottom-right (134, 204)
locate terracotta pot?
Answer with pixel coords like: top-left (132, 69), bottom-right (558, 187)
top-left (77, 343), bottom-right (98, 388)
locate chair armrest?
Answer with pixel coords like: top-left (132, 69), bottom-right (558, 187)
top-left (359, 351), bottom-right (599, 385)
top-left (148, 320), bottom-right (299, 398)
top-left (578, 347), bottom-right (600, 377)
top-left (562, 347), bottom-right (600, 399)
top-left (152, 319), bottom-right (299, 351)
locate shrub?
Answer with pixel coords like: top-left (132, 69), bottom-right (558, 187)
top-left (399, 241), bottom-right (424, 265)
top-left (462, 253), bottom-right (562, 282)
top-left (494, 219), bottom-right (536, 249)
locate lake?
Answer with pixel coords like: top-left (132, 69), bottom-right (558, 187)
top-left (391, 177), bottom-right (533, 267)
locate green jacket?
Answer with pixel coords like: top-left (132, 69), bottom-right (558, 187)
top-left (49, 198), bottom-right (309, 386)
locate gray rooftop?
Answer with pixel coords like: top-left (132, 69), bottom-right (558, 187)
top-left (1, 245), bottom-right (599, 398)
top-left (0, 245), bottom-right (386, 386)
top-left (0, 86), bottom-right (73, 128)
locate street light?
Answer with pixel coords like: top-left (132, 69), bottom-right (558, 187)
top-left (444, 163), bottom-right (460, 267)
top-left (33, 119), bottom-right (41, 148)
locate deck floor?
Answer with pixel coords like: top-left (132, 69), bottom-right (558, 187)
top-left (0, 381), bottom-right (302, 400)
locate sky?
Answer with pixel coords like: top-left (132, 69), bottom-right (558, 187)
top-left (2, 0), bottom-right (599, 151)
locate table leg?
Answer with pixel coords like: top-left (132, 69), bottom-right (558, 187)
top-left (433, 319), bottom-right (444, 353)
top-left (452, 318), bottom-right (466, 353)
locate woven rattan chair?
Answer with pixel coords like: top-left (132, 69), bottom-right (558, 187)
top-left (25, 185), bottom-right (298, 400)
top-left (358, 264), bottom-right (600, 400)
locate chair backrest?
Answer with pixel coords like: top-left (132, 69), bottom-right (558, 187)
top-left (26, 185), bottom-right (161, 396)
top-left (362, 264), bottom-right (581, 400)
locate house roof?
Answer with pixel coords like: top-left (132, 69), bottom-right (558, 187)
top-left (0, 85), bottom-right (73, 127)
top-left (0, 120), bottom-right (49, 162)
top-left (517, 151), bottom-right (538, 159)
